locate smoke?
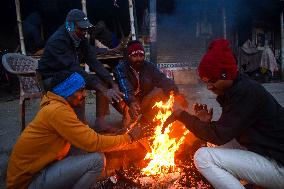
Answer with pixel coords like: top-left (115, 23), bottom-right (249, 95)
top-left (156, 0), bottom-right (281, 67)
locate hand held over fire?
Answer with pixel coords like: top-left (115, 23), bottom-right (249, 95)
top-left (193, 103), bottom-right (213, 123)
top-left (105, 88), bottom-right (124, 103)
top-left (127, 122), bottom-right (155, 142)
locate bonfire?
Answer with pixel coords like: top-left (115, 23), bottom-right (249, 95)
top-left (142, 93), bottom-right (189, 176)
top-left (95, 94), bottom-right (212, 188)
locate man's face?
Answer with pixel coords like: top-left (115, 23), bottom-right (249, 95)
top-left (67, 88), bottom-right (86, 107)
top-left (129, 54), bottom-right (145, 71)
top-left (202, 77), bottom-right (233, 96)
top-left (75, 26), bottom-right (87, 39)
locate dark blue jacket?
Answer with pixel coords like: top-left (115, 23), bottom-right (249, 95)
top-left (174, 74), bottom-right (284, 166)
top-left (114, 60), bottom-right (179, 105)
top-left (38, 25), bottom-right (113, 90)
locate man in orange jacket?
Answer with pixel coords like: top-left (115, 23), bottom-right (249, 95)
top-left (6, 72), bottom-right (150, 189)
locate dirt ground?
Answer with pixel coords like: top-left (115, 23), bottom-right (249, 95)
top-left (0, 82), bottom-right (284, 189)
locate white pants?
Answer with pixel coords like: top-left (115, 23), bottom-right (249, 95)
top-left (194, 139), bottom-right (284, 189)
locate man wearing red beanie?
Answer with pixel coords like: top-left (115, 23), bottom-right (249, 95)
top-left (162, 39), bottom-right (284, 188)
top-left (114, 40), bottom-right (181, 127)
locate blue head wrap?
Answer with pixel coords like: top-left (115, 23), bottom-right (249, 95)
top-left (52, 72), bottom-right (86, 99)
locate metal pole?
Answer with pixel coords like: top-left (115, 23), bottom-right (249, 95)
top-left (281, 9), bottom-right (284, 80)
top-left (222, 0), bottom-right (227, 39)
top-left (128, 0), bottom-right (137, 40)
top-left (149, 0), bottom-right (157, 63)
top-left (15, 0), bottom-right (26, 55)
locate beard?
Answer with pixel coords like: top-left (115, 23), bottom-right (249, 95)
top-left (132, 61), bottom-right (143, 71)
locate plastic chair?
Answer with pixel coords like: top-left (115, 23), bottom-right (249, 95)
top-left (2, 53), bottom-right (43, 131)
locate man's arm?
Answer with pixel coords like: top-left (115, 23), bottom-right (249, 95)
top-left (114, 62), bottom-right (138, 105)
top-left (164, 92), bottom-right (259, 145)
top-left (47, 40), bottom-right (104, 91)
top-left (83, 41), bottom-right (114, 85)
top-left (51, 106), bottom-right (132, 152)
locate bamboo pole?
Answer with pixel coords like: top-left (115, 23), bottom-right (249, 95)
top-left (81, 0), bottom-right (90, 72)
top-left (128, 0), bottom-right (137, 40)
top-left (15, 0), bottom-right (26, 55)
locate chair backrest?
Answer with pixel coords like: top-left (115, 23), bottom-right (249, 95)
top-left (2, 53), bottom-right (42, 96)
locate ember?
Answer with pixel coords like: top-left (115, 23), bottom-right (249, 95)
top-left (94, 156), bottom-right (212, 188)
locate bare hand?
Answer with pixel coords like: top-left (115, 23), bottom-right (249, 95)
top-left (193, 103), bottom-right (213, 123)
top-left (127, 122), bottom-right (155, 141)
top-left (104, 88), bottom-right (124, 103)
top-left (129, 102), bottom-right (141, 119)
top-left (161, 109), bottom-right (183, 133)
top-left (160, 95), bottom-right (187, 133)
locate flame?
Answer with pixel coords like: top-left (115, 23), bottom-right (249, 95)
top-left (142, 93), bottom-right (189, 176)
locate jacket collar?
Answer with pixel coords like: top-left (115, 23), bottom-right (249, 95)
top-left (40, 91), bottom-right (70, 108)
top-left (216, 74), bottom-right (246, 105)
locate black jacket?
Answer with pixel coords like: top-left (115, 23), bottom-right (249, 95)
top-left (173, 74), bottom-right (284, 166)
top-left (38, 25), bottom-right (113, 90)
top-left (114, 61), bottom-right (179, 105)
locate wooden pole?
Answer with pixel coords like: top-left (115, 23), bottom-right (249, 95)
top-left (15, 0), bottom-right (26, 55)
top-left (81, 0), bottom-right (87, 15)
top-left (128, 0), bottom-right (137, 40)
top-left (81, 0), bottom-right (90, 72)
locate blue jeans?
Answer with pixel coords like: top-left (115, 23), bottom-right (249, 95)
top-left (28, 152), bottom-right (106, 189)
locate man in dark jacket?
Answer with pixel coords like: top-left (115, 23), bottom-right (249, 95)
top-left (162, 39), bottom-right (284, 189)
top-left (38, 9), bottom-right (123, 131)
top-left (114, 40), bottom-right (180, 127)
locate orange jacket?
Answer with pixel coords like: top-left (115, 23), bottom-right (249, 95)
top-left (6, 92), bottom-right (131, 189)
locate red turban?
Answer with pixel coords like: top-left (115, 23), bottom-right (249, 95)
top-left (198, 39), bottom-right (238, 81)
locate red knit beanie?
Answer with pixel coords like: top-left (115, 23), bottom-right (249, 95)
top-left (127, 41), bottom-right (145, 57)
top-left (198, 39), bottom-right (238, 81)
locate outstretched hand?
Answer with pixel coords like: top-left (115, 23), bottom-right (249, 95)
top-left (127, 122), bottom-right (155, 141)
top-left (193, 103), bottom-right (213, 123)
top-left (104, 88), bottom-right (124, 103)
top-left (129, 102), bottom-right (141, 120)
top-left (161, 109), bottom-right (183, 133)
top-left (161, 95), bottom-right (188, 133)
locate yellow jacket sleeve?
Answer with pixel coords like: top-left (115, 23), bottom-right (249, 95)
top-left (50, 105), bottom-right (131, 152)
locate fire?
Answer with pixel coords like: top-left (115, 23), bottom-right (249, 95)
top-left (142, 93), bottom-right (189, 176)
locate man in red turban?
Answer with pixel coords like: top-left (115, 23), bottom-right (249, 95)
top-left (162, 39), bottom-right (284, 189)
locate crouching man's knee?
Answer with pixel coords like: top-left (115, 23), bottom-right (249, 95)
top-left (90, 152), bottom-right (106, 174)
top-left (194, 147), bottom-right (214, 170)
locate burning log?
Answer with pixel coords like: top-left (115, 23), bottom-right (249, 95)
top-left (94, 156), bottom-right (212, 188)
